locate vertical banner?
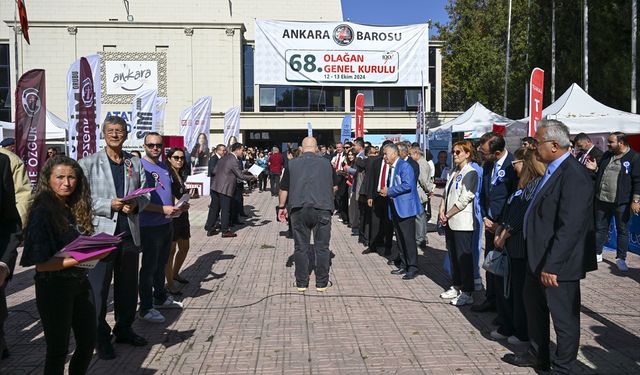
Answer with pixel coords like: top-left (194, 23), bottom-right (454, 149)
top-left (180, 96), bottom-right (213, 170)
top-left (307, 122), bottom-right (313, 137)
top-left (15, 69), bottom-right (46, 189)
top-left (415, 93), bottom-right (424, 145)
top-left (76, 57), bottom-right (98, 160)
top-left (223, 106), bottom-right (240, 146)
top-left (67, 54), bottom-right (101, 159)
top-left (128, 89), bottom-right (158, 150)
top-left (355, 93), bottom-right (364, 138)
top-left (529, 68), bottom-right (545, 137)
top-left (155, 97), bottom-right (167, 131)
top-left (340, 115), bottom-right (352, 143)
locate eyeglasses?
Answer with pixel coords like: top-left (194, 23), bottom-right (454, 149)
top-left (145, 143), bottom-right (163, 149)
top-left (171, 156), bottom-right (185, 161)
top-left (451, 150), bottom-right (462, 155)
top-left (511, 160), bottom-right (523, 167)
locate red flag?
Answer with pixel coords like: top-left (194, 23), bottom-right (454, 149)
top-left (355, 93), bottom-right (364, 138)
top-left (529, 68), bottom-right (544, 137)
top-left (15, 69), bottom-right (46, 189)
top-left (76, 57), bottom-right (97, 159)
top-left (16, 0), bottom-right (30, 45)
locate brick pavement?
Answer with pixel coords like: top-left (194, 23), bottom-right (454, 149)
top-left (1, 188), bottom-right (639, 374)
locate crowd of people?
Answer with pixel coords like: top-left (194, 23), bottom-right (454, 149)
top-left (0, 115), bottom-right (638, 374)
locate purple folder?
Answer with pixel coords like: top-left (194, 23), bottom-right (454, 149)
top-left (121, 187), bottom-right (156, 201)
top-left (57, 246), bottom-right (117, 262)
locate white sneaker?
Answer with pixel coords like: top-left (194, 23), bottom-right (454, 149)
top-left (474, 277), bottom-right (483, 291)
top-left (154, 295), bottom-right (184, 309)
top-left (440, 286), bottom-right (459, 299)
top-left (450, 292), bottom-right (474, 306)
top-left (490, 329), bottom-right (508, 340)
top-left (616, 258), bottom-right (629, 272)
top-left (139, 308), bottom-right (165, 323)
top-left (596, 254), bottom-right (603, 263)
top-left (507, 335), bottom-right (529, 345)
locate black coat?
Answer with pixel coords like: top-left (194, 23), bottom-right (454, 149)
top-left (0, 153), bottom-right (20, 277)
top-left (208, 154), bottom-right (221, 190)
top-left (481, 152), bottom-right (518, 222)
top-left (525, 155), bottom-right (596, 280)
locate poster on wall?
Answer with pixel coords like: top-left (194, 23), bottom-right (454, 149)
top-left (255, 20), bottom-right (429, 86)
top-left (99, 52), bottom-right (167, 104)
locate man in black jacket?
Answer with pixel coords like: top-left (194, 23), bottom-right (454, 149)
top-left (574, 132), bottom-right (603, 167)
top-left (205, 144), bottom-right (227, 236)
top-left (503, 120), bottom-right (596, 374)
top-left (365, 141), bottom-right (394, 257)
top-left (586, 132), bottom-right (640, 271)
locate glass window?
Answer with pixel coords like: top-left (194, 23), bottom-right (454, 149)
top-left (350, 87), bottom-right (423, 112)
top-left (260, 87), bottom-right (276, 106)
top-left (242, 45), bottom-right (255, 112)
top-left (0, 44), bottom-right (10, 122)
top-left (259, 85), bottom-right (344, 112)
top-left (405, 89), bottom-right (421, 107)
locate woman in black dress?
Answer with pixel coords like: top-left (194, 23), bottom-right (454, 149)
top-left (21, 156), bottom-right (108, 374)
top-left (164, 148), bottom-right (191, 295)
top-left (491, 147), bottom-right (545, 345)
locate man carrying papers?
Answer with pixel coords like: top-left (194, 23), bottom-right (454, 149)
top-left (79, 116), bottom-right (150, 360)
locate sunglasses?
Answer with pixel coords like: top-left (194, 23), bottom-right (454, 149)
top-left (171, 156), bottom-right (185, 161)
top-left (451, 150), bottom-right (463, 155)
top-left (145, 143), bottom-right (163, 149)
top-left (511, 160), bottom-right (523, 167)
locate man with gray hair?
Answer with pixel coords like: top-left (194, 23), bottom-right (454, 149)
top-left (409, 146), bottom-right (435, 248)
top-left (503, 120), bottom-right (596, 374)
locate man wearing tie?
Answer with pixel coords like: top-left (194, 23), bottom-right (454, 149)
top-left (574, 133), bottom-right (603, 170)
top-left (365, 140), bottom-right (394, 257)
top-left (502, 120), bottom-right (596, 374)
top-left (380, 143), bottom-right (423, 280)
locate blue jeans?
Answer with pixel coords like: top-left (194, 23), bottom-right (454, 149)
top-left (139, 223), bottom-right (173, 313)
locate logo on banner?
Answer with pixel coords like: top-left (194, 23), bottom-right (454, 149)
top-left (81, 78), bottom-right (94, 107)
top-left (21, 88), bottom-right (41, 117)
top-left (333, 24), bottom-right (354, 46)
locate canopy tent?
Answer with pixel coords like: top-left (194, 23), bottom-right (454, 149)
top-left (0, 110), bottom-right (67, 142)
top-left (430, 102), bottom-right (511, 139)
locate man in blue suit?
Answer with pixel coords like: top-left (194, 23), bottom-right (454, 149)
top-left (380, 143), bottom-right (423, 280)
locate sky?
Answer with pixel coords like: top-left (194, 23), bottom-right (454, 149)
top-left (341, 0), bottom-right (449, 34)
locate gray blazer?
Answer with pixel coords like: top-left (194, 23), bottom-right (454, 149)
top-left (416, 157), bottom-right (435, 204)
top-left (79, 150), bottom-right (150, 246)
top-left (212, 154), bottom-right (253, 197)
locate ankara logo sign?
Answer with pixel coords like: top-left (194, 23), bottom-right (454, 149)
top-left (333, 24), bottom-right (354, 46)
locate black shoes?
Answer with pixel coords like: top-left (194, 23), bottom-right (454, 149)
top-left (222, 231), bottom-right (238, 238)
top-left (390, 268), bottom-right (406, 275)
top-left (471, 300), bottom-right (496, 312)
top-left (206, 229), bottom-right (218, 237)
top-left (114, 332), bottom-right (148, 347)
top-left (502, 349), bottom-right (550, 371)
top-left (96, 342), bottom-right (116, 360)
top-left (402, 271), bottom-right (418, 280)
top-left (361, 248), bottom-right (376, 255)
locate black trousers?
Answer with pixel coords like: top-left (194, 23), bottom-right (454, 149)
top-left (594, 200), bottom-right (630, 260)
top-left (358, 197), bottom-right (369, 244)
top-left (291, 207), bottom-right (332, 288)
top-left (204, 190), bottom-right (219, 231)
top-left (0, 226), bottom-right (20, 354)
top-left (444, 228), bottom-right (474, 292)
top-left (524, 270), bottom-right (581, 374)
top-left (369, 197), bottom-right (393, 253)
top-left (258, 172), bottom-right (268, 191)
top-left (390, 203), bottom-right (418, 273)
top-left (231, 183), bottom-right (244, 222)
top-left (208, 192), bottom-right (233, 233)
top-left (87, 237), bottom-right (139, 345)
top-left (484, 230), bottom-right (497, 304)
top-left (495, 257), bottom-right (528, 341)
top-left (269, 173), bottom-right (280, 196)
top-left (35, 273), bottom-right (96, 375)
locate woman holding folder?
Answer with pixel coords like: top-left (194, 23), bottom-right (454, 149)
top-left (21, 156), bottom-right (109, 375)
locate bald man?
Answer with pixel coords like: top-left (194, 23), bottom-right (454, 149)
top-left (278, 137), bottom-right (338, 292)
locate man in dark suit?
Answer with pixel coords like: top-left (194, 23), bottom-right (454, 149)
top-left (503, 120), bottom-right (596, 374)
top-left (380, 143), bottom-right (424, 280)
top-left (205, 144), bottom-right (226, 236)
top-left (365, 140), bottom-right (394, 257)
top-left (0, 153), bottom-right (20, 360)
top-left (574, 133), bottom-right (603, 169)
top-left (209, 143), bottom-right (255, 238)
top-left (473, 132), bottom-right (517, 313)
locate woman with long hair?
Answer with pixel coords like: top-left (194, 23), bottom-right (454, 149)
top-left (344, 150), bottom-right (359, 230)
top-left (21, 156), bottom-right (108, 374)
top-left (439, 141), bottom-right (479, 306)
top-left (491, 147), bottom-right (545, 345)
top-left (190, 133), bottom-right (210, 167)
top-left (164, 148), bottom-right (191, 295)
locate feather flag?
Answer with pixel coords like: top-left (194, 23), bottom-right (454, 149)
top-left (16, 0), bottom-right (30, 45)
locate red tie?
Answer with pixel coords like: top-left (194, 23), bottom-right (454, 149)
top-left (380, 162), bottom-right (387, 189)
top-left (335, 153), bottom-right (342, 171)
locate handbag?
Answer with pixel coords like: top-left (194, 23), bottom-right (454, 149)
top-left (482, 250), bottom-right (508, 277)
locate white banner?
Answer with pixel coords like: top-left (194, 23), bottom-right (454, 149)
top-left (255, 20), bottom-right (429, 86)
top-left (105, 60), bottom-right (159, 95)
top-left (223, 106), bottom-right (240, 145)
top-left (155, 97), bottom-right (167, 131)
top-left (66, 54), bottom-right (101, 159)
top-left (126, 89), bottom-right (158, 151)
top-left (179, 97), bottom-right (213, 168)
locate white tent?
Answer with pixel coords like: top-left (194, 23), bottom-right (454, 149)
top-left (0, 110), bottom-right (67, 141)
top-left (430, 102), bottom-right (511, 139)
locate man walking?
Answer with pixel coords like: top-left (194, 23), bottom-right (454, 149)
top-left (79, 116), bottom-right (150, 359)
top-left (268, 146), bottom-right (284, 196)
top-left (205, 144), bottom-right (226, 236)
top-left (278, 137), bottom-right (337, 292)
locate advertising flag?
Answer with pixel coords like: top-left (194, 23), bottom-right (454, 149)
top-left (415, 93), bottom-right (423, 145)
top-left (180, 96), bottom-right (213, 156)
top-left (307, 122), bottom-right (313, 137)
top-left (529, 68), bottom-right (544, 137)
top-left (355, 93), bottom-right (364, 138)
top-left (340, 114), bottom-right (352, 143)
top-left (223, 106), bottom-right (240, 146)
top-left (15, 69), bottom-right (46, 189)
top-left (16, 0), bottom-right (30, 44)
top-left (67, 54), bottom-right (101, 159)
top-left (129, 89), bottom-right (158, 150)
top-left (76, 57), bottom-right (98, 160)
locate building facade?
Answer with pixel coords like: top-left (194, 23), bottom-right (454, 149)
top-left (1, 0), bottom-right (456, 147)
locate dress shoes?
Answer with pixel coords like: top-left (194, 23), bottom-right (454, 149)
top-left (115, 332), bottom-right (148, 347)
top-left (402, 271), bottom-right (418, 280)
top-left (471, 300), bottom-right (496, 312)
top-left (221, 231), bottom-right (237, 238)
top-left (502, 350), bottom-right (550, 371)
top-left (96, 342), bottom-right (116, 360)
top-left (206, 229), bottom-right (218, 237)
top-left (390, 268), bottom-right (406, 275)
top-left (361, 248), bottom-right (376, 255)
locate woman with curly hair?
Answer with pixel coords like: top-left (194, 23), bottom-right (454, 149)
top-left (21, 156), bottom-right (108, 374)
